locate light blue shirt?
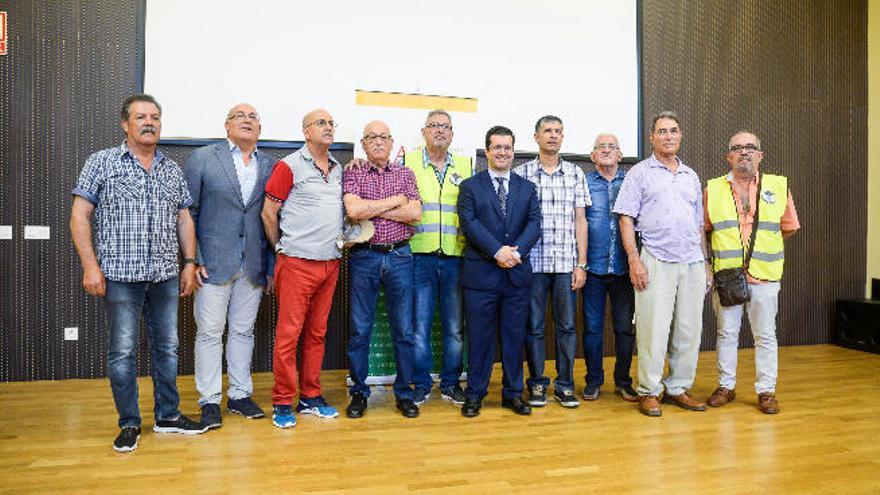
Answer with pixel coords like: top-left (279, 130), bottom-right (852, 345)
top-left (487, 168), bottom-right (511, 194)
top-left (228, 139), bottom-right (259, 204)
top-left (422, 148), bottom-right (453, 185)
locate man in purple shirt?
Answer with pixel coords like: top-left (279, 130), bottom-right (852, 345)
top-left (613, 111), bottom-right (712, 417)
top-left (343, 120), bottom-right (423, 419)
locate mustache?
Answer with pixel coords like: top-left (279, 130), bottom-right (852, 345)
top-left (139, 126), bottom-right (158, 135)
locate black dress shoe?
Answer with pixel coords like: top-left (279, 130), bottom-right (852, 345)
top-left (346, 393), bottom-right (368, 419)
top-left (396, 399), bottom-right (420, 418)
top-left (461, 398), bottom-right (481, 418)
top-left (501, 396), bottom-right (532, 415)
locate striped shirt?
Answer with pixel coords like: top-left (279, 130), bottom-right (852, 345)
top-left (513, 158), bottom-right (590, 273)
top-left (72, 142), bottom-right (193, 282)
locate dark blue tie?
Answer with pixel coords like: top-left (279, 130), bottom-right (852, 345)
top-left (495, 177), bottom-right (507, 216)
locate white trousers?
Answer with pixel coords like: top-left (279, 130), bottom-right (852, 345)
top-left (713, 281), bottom-right (780, 394)
top-left (635, 249), bottom-right (707, 397)
top-left (193, 271), bottom-right (263, 406)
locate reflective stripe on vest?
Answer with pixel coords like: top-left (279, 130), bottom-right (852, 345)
top-left (706, 174), bottom-right (788, 281)
top-left (405, 149), bottom-right (473, 255)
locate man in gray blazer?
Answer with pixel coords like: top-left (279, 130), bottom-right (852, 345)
top-left (184, 103), bottom-right (276, 429)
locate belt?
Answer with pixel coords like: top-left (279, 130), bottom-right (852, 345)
top-left (352, 239), bottom-right (409, 253)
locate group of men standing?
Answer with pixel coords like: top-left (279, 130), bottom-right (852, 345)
top-left (71, 94), bottom-right (798, 454)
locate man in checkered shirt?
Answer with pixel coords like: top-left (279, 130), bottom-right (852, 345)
top-left (342, 120), bottom-right (423, 419)
top-left (70, 94), bottom-right (205, 454)
top-left (513, 115), bottom-right (590, 409)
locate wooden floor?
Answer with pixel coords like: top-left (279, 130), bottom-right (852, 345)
top-left (0, 344), bottom-right (878, 495)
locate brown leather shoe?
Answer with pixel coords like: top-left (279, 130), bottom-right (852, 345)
top-left (758, 393), bottom-right (779, 414)
top-left (707, 387), bottom-right (736, 407)
top-left (661, 391), bottom-right (707, 411)
top-left (638, 395), bottom-right (662, 417)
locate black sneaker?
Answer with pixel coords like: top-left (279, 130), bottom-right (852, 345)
top-left (413, 388), bottom-right (430, 406)
top-left (440, 385), bottom-right (466, 405)
top-left (554, 388), bottom-right (580, 408)
top-left (227, 397), bottom-right (266, 419)
top-left (113, 426), bottom-right (141, 453)
top-left (200, 403), bottom-right (222, 430)
top-left (153, 414), bottom-right (208, 435)
top-left (346, 393), bottom-right (368, 419)
top-left (528, 384), bottom-right (548, 407)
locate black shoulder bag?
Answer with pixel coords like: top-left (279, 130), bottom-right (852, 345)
top-left (714, 177), bottom-right (759, 307)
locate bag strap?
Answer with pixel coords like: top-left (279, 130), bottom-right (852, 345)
top-left (743, 174), bottom-right (760, 267)
top-left (726, 174), bottom-right (760, 269)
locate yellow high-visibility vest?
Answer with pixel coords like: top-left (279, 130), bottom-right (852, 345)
top-left (404, 149), bottom-right (473, 256)
top-left (707, 173), bottom-right (788, 281)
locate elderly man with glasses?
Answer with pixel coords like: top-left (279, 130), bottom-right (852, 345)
top-left (184, 103), bottom-right (278, 429)
top-left (703, 131), bottom-right (799, 414)
top-left (262, 109), bottom-right (345, 428)
top-left (582, 133), bottom-right (637, 404)
top-left (343, 120), bottom-right (423, 419)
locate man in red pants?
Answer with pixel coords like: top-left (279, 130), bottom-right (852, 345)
top-left (261, 109), bottom-right (343, 428)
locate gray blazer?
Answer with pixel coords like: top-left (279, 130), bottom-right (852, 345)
top-left (184, 141), bottom-right (276, 286)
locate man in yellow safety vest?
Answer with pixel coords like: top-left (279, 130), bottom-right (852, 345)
top-left (405, 110), bottom-right (473, 406)
top-left (704, 131), bottom-right (800, 414)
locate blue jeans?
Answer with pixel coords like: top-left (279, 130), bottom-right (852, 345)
top-left (104, 277), bottom-right (181, 428)
top-left (526, 272), bottom-right (577, 391)
top-left (347, 244), bottom-right (415, 400)
top-left (582, 273), bottom-right (635, 389)
top-left (412, 254), bottom-right (464, 392)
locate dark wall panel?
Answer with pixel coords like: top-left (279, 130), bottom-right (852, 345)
top-left (640, 0), bottom-right (867, 351)
top-left (0, 0), bottom-right (867, 381)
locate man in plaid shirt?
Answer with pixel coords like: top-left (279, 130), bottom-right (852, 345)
top-left (513, 115), bottom-right (589, 409)
top-left (70, 94), bottom-right (205, 454)
top-left (343, 120), bottom-right (423, 419)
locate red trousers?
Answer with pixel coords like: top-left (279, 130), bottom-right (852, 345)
top-left (272, 255), bottom-right (340, 405)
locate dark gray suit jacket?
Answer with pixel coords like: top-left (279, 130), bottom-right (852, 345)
top-left (184, 141), bottom-right (276, 286)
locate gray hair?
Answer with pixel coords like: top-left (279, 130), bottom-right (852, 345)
top-left (425, 109), bottom-right (452, 125)
top-left (650, 110), bottom-right (680, 134)
top-left (534, 115), bottom-right (563, 133)
top-left (728, 130), bottom-right (762, 150)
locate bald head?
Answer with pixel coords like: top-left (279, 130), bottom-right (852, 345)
top-left (302, 108), bottom-right (335, 148)
top-left (361, 120), bottom-right (394, 165)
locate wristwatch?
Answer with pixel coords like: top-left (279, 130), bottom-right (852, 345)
top-left (182, 258), bottom-right (197, 266)
top-left (575, 263), bottom-right (587, 271)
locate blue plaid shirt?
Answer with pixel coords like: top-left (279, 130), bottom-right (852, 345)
top-left (514, 158), bottom-right (590, 273)
top-left (72, 142), bottom-right (193, 282)
top-left (586, 169), bottom-right (628, 275)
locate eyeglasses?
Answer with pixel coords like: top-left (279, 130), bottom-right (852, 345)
top-left (363, 133), bottom-right (392, 142)
top-left (305, 119), bottom-right (336, 129)
top-left (728, 144), bottom-right (760, 153)
top-left (594, 143), bottom-right (619, 151)
top-left (425, 122), bottom-right (452, 131)
top-left (228, 112), bottom-right (259, 122)
top-left (489, 145), bottom-right (513, 153)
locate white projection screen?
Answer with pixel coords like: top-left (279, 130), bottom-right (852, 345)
top-left (144, 0), bottom-right (639, 156)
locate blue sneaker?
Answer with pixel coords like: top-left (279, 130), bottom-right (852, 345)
top-left (272, 405), bottom-right (296, 428)
top-left (296, 396), bottom-right (340, 419)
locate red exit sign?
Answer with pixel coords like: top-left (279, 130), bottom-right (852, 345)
top-left (0, 12), bottom-right (7, 55)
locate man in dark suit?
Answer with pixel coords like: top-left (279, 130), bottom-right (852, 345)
top-left (184, 103), bottom-right (276, 429)
top-left (458, 126), bottom-right (541, 417)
